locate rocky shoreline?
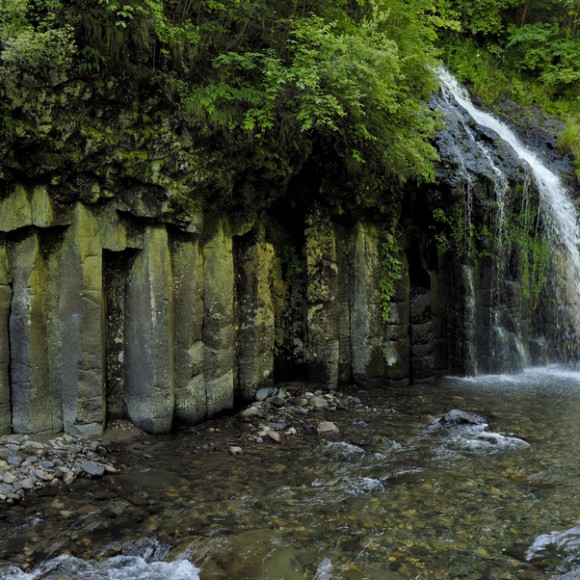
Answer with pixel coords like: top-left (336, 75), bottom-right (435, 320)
top-left (235, 385), bottom-right (359, 444)
top-left (0, 385), bottom-right (363, 505)
top-left (0, 430), bottom-right (123, 505)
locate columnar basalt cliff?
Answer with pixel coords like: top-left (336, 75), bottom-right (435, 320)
top-left (1, 75), bottom-right (578, 437)
top-left (0, 187), bottom-right (447, 436)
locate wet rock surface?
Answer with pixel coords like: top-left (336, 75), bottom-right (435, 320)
top-left (433, 408), bottom-right (487, 426)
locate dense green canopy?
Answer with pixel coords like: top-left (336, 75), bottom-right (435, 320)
top-left (440, 0), bottom-right (580, 177)
top-left (0, 0), bottom-right (578, 209)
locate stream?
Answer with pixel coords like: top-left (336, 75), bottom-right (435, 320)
top-left (1, 365), bottom-right (580, 579)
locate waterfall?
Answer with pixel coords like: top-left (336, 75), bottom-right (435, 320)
top-left (436, 67), bottom-right (580, 369)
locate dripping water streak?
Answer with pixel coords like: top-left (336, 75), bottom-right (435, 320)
top-left (439, 75), bottom-right (519, 369)
top-left (462, 265), bottom-right (478, 375)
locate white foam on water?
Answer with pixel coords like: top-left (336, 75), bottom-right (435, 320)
top-left (0, 553), bottom-right (200, 580)
top-left (325, 441), bottom-right (365, 456)
top-left (526, 524), bottom-right (580, 565)
top-left (312, 475), bottom-right (385, 497)
top-left (429, 422), bottom-right (530, 456)
top-left (313, 557), bottom-right (334, 580)
top-left (446, 364), bottom-right (580, 391)
top-left (453, 427), bottom-right (531, 452)
top-left (342, 476), bottom-right (385, 495)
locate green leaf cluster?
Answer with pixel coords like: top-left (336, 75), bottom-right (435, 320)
top-left (0, 0), bottom-right (453, 212)
top-left (438, 0), bottom-right (580, 179)
top-left (379, 228), bottom-right (403, 322)
top-left (0, 0), bottom-right (76, 83)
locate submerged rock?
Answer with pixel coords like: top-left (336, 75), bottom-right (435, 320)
top-left (433, 409), bottom-right (487, 426)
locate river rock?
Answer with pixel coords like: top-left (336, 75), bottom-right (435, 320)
top-left (81, 461), bottom-right (106, 477)
top-left (317, 422), bottom-right (339, 439)
top-left (434, 409), bottom-right (487, 426)
top-left (6, 455), bottom-right (22, 466)
top-left (20, 478), bottom-right (34, 490)
top-left (310, 396), bottom-right (328, 410)
top-left (240, 406), bottom-right (262, 421)
top-left (256, 387), bottom-right (278, 401)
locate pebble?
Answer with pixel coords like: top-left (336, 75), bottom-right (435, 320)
top-left (269, 397), bottom-right (286, 408)
top-left (267, 431), bottom-right (282, 443)
top-left (256, 387), bottom-right (278, 401)
top-left (238, 384), bottom-right (367, 449)
top-left (0, 433), bottom-right (120, 503)
top-left (20, 478), bottom-right (34, 490)
top-left (229, 446), bottom-right (243, 456)
top-left (317, 422), bottom-right (340, 439)
top-left (288, 405), bottom-right (309, 416)
top-left (7, 455), bottom-right (23, 466)
top-left (310, 396), bottom-right (328, 411)
top-left (239, 407), bottom-right (262, 420)
top-left (81, 461), bottom-right (106, 477)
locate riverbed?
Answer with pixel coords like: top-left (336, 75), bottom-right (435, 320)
top-left (1, 365), bottom-right (579, 579)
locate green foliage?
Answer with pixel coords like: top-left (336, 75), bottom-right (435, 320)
top-left (0, 0), bottom-right (450, 212)
top-left (0, 0), bottom-right (77, 83)
top-left (511, 227), bottom-right (550, 308)
top-left (559, 121), bottom-right (580, 179)
top-left (448, 0), bottom-right (520, 37)
top-left (379, 230), bottom-right (403, 322)
top-left (16, 0), bottom-right (578, 217)
top-left (439, 0), bottom-right (580, 178)
top-left (506, 206), bottom-right (550, 309)
top-left (177, 1), bottom-right (444, 208)
top-left (507, 21), bottom-right (580, 95)
top-left (431, 207), bottom-right (453, 253)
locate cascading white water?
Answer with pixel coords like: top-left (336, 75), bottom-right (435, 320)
top-left (439, 81), bottom-right (519, 365)
top-left (437, 66), bottom-right (580, 338)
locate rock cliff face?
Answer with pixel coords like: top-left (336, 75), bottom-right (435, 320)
top-left (0, 182), bottom-right (454, 436)
top-left (0, 78), bottom-right (577, 436)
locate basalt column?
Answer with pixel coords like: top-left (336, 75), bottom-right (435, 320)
top-left (103, 250), bottom-right (133, 421)
top-left (0, 243), bottom-right (12, 434)
top-left (59, 205), bottom-right (105, 437)
top-left (172, 234), bottom-right (205, 423)
top-left (125, 226), bottom-right (175, 433)
top-left (350, 223), bottom-right (397, 387)
top-left (236, 226), bottom-right (276, 400)
top-left (203, 219), bottom-right (235, 415)
top-left (304, 208), bottom-right (340, 388)
top-left (384, 254), bottom-right (411, 385)
top-left (10, 233), bottom-right (55, 433)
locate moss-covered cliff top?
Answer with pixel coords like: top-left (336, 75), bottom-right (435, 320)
top-left (0, 0), bottom-right (449, 218)
top-left (1, 0), bottom-right (578, 218)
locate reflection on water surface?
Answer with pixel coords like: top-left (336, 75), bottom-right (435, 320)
top-left (1, 365), bottom-right (579, 579)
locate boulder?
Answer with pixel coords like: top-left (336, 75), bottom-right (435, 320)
top-left (434, 409), bottom-right (487, 426)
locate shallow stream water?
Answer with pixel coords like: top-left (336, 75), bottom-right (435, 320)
top-left (1, 365), bottom-right (580, 579)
